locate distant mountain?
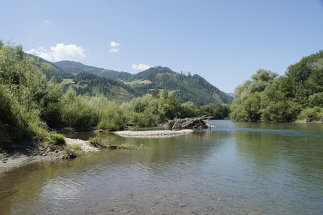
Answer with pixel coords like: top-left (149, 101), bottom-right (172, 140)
top-left (27, 54), bottom-right (74, 81)
top-left (226, 93), bottom-right (235, 98)
top-left (129, 66), bottom-right (233, 105)
top-left (70, 72), bottom-right (137, 101)
top-left (52, 61), bottom-right (233, 105)
top-left (27, 55), bottom-right (136, 100)
top-left (55, 61), bottom-right (132, 80)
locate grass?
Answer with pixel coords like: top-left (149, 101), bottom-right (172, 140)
top-left (89, 135), bottom-right (109, 148)
top-left (65, 144), bottom-right (83, 157)
top-left (49, 133), bottom-right (66, 145)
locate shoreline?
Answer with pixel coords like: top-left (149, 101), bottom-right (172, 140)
top-left (0, 138), bottom-right (101, 175)
top-left (114, 129), bottom-right (194, 138)
top-left (0, 129), bottom-right (195, 174)
top-left (294, 120), bottom-right (323, 124)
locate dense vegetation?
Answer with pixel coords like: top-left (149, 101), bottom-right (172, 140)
top-left (0, 42), bottom-right (65, 147)
top-left (127, 66), bottom-right (233, 105)
top-left (0, 43), bottom-right (229, 147)
top-left (54, 61), bottom-right (233, 105)
top-left (69, 72), bottom-right (137, 100)
top-left (230, 51), bottom-right (323, 123)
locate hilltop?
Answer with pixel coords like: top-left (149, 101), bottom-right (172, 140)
top-left (54, 61), bottom-right (233, 105)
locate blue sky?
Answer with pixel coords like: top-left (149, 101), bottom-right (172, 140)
top-left (1, 0), bottom-right (323, 92)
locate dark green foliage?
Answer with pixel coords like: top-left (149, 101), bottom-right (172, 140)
top-left (298, 107), bottom-right (323, 122)
top-left (197, 104), bottom-right (231, 119)
top-left (0, 42), bottom-right (234, 149)
top-left (71, 72), bottom-right (137, 100)
top-left (231, 51), bottom-right (323, 122)
top-left (129, 66), bottom-right (233, 105)
top-left (53, 61), bottom-right (233, 106)
top-left (49, 133), bottom-right (65, 145)
top-left (0, 43), bottom-right (65, 147)
top-left (0, 85), bottom-right (30, 144)
top-left (283, 51), bottom-right (323, 105)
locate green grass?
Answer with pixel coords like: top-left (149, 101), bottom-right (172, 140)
top-left (49, 133), bottom-right (66, 145)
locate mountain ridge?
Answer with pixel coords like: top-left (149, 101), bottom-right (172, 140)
top-left (26, 58), bottom-right (233, 105)
top-left (54, 61), bottom-right (233, 105)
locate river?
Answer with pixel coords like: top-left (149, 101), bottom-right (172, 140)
top-left (0, 120), bottom-right (322, 215)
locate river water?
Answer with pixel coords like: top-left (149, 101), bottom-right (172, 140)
top-left (0, 120), bottom-right (322, 215)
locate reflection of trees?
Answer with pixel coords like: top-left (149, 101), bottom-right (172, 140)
top-left (234, 128), bottom-right (323, 188)
top-left (0, 161), bottom-right (68, 214)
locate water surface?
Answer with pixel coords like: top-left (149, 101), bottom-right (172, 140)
top-left (0, 120), bottom-right (322, 215)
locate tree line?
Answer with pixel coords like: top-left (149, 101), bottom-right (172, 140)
top-left (0, 43), bottom-right (229, 147)
top-left (230, 51), bottom-right (323, 123)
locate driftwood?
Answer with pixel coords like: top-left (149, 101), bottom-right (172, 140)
top-left (165, 116), bottom-right (212, 129)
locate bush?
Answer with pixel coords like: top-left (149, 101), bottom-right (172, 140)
top-left (60, 90), bottom-right (100, 128)
top-left (298, 107), bottom-right (323, 122)
top-left (97, 120), bottom-right (121, 130)
top-left (49, 133), bottom-right (66, 145)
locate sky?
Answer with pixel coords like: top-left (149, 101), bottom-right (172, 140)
top-left (1, 0), bottom-right (323, 93)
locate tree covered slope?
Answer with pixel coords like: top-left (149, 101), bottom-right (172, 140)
top-left (54, 61), bottom-right (233, 105)
top-left (128, 66), bottom-right (233, 105)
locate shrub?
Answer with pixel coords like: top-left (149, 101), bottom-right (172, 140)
top-left (298, 107), bottom-right (323, 122)
top-left (49, 133), bottom-right (66, 145)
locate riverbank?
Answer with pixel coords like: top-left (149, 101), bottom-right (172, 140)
top-left (0, 138), bottom-right (101, 174)
top-left (114, 129), bottom-right (194, 138)
top-left (294, 119), bottom-right (323, 124)
top-left (0, 129), bottom-right (196, 174)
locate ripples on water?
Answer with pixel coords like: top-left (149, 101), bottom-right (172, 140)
top-left (0, 120), bottom-right (322, 215)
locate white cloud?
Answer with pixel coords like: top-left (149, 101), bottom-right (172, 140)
top-left (109, 48), bottom-right (119, 53)
top-left (42, 19), bottom-right (51, 24)
top-left (27, 43), bottom-right (86, 62)
top-left (110, 41), bottom-right (120, 47)
top-left (132, 64), bottom-right (151, 71)
top-left (109, 41), bottom-right (120, 53)
top-left (50, 43), bottom-right (86, 61)
top-left (27, 47), bottom-right (52, 61)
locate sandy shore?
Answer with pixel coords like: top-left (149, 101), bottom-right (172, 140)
top-left (0, 150), bottom-right (67, 175)
top-left (114, 129), bottom-right (193, 138)
top-left (0, 138), bottom-right (100, 174)
top-left (65, 138), bottom-right (100, 152)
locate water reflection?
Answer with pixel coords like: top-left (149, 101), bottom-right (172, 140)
top-left (0, 121), bottom-right (322, 215)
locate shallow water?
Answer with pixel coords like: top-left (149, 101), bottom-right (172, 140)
top-left (0, 120), bottom-right (322, 215)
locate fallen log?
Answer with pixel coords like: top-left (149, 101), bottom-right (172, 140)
top-left (164, 117), bottom-right (211, 129)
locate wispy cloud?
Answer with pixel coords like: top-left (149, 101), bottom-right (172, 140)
top-left (27, 43), bottom-right (86, 62)
top-left (132, 64), bottom-right (151, 71)
top-left (42, 19), bottom-right (51, 24)
top-left (110, 41), bottom-right (120, 47)
top-left (109, 48), bottom-right (119, 53)
top-left (109, 41), bottom-right (120, 53)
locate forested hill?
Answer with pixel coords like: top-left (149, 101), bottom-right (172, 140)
top-left (128, 66), bottom-right (233, 105)
top-left (26, 54), bottom-right (74, 81)
top-left (55, 61), bottom-right (132, 80)
top-left (54, 61), bottom-right (233, 105)
top-left (26, 56), bottom-right (137, 100)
